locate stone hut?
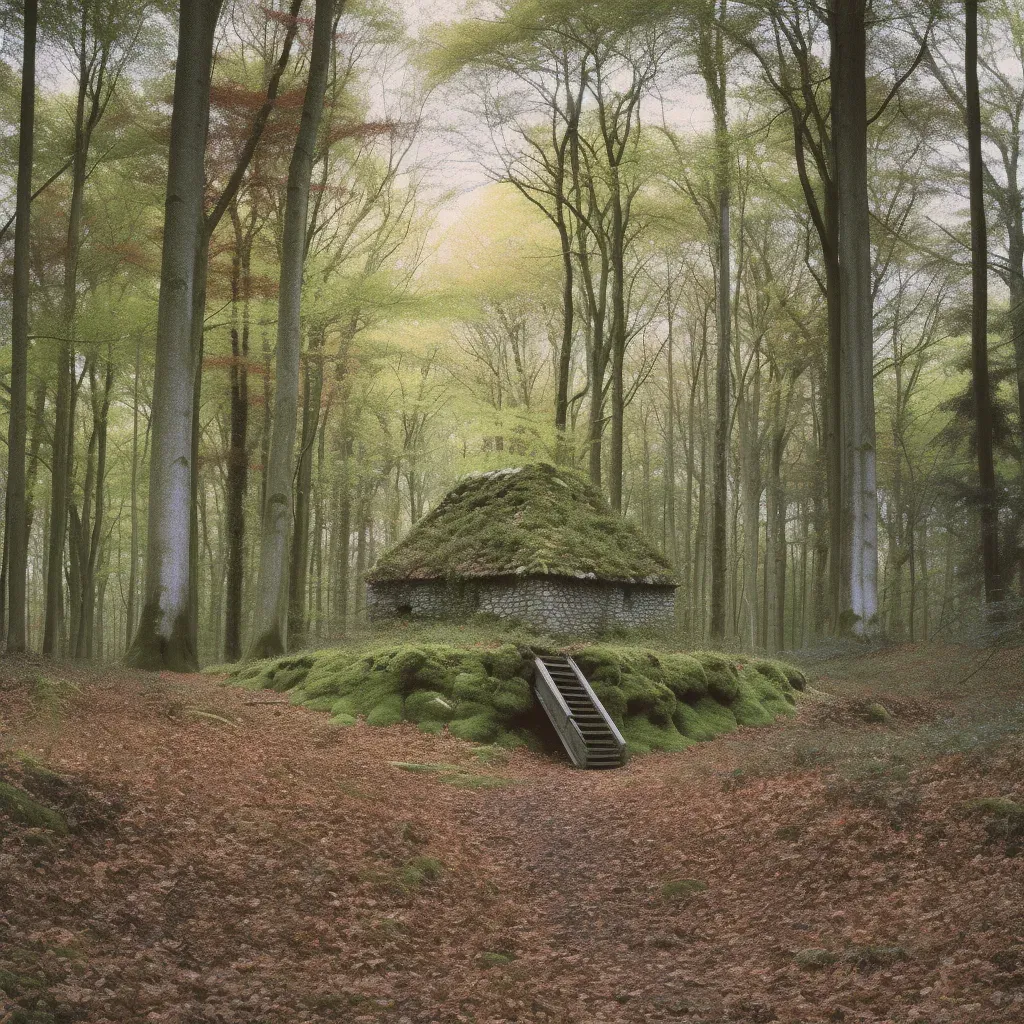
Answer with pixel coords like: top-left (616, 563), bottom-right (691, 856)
top-left (365, 464), bottom-right (678, 632)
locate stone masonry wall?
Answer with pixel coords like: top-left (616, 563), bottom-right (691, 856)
top-left (366, 575), bottom-right (676, 632)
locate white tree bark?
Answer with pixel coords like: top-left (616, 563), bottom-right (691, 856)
top-left (249, 0), bottom-right (336, 658)
top-left (127, 0), bottom-right (222, 670)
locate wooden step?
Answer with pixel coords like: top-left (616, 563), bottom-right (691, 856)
top-left (533, 653), bottom-right (626, 770)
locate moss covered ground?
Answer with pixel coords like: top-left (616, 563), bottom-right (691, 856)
top-left (230, 625), bottom-right (806, 756)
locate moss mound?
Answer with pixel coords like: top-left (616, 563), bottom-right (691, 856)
top-left (365, 463), bottom-right (677, 584)
top-left (234, 636), bottom-right (804, 758)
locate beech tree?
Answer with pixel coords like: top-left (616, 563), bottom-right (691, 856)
top-left (249, 0), bottom-right (337, 658)
top-left (4, 0), bottom-right (37, 654)
top-left (127, 0), bottom-right (224, 669)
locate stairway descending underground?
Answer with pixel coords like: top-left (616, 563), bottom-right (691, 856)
top-left (532, 653), bottom-right (627, 769)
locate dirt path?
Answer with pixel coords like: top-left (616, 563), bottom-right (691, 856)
top-left (1, 645), bottom-right (1023, 1023)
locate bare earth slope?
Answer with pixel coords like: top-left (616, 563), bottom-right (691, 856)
top-left (1, 644), bottom-right (1022, 1023)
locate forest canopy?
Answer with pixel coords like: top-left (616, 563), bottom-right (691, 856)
top-left (0, 0), bottom-right (1019, 667)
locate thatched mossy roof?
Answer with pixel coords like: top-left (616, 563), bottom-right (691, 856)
top-left (365, 463), bottom-right (678, 586)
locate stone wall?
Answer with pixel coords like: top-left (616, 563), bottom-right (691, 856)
top-left (366, 575), bottom-right (676, 632)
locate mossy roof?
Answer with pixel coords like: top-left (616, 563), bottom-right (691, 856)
top-left (365, 463), bottom-right (678, 586)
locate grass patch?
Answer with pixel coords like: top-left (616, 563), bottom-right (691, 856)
top-left (399, 855), bottom-right (444, 888)
top-left (661, 878), bottom-right (708, 901)
top-left (387, 761), bottom-right (511, 789)
top-left (478, 951), bottom-right (516, 968)
top-left (0, 780), bottom-right (68, 833)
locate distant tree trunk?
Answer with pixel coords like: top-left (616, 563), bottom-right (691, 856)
top-left (126, 336), bottom-right (141, 648)
top-left (663, 286), bottom-right (678, 565)
top-left (738, 342), bottom-right (761, 648)
top-left (249, 0), bottom-right (335, 659)
top-left (699, 2), bottom-right (731, 641)
top-left (5, 0), bottom-right (37, 653)
top-left (127, 0), bottom-right (223, 670)
top-left (335, 441), bottom-right (352, 631)
top-left (288, 333), bottom-right (325, 647)
top-left (607, 176), bottom-right (627, 512)
top-left (831, 0), bottom-right (878, 634)
top-left (224, 204), bottom-right (252, 661)
top-left (965, 0), bottom-right (1003, 605)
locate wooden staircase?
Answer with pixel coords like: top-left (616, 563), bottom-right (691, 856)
top-left (532, 654), bottom-right (627, 769)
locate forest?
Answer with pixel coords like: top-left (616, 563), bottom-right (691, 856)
top-left (1, 2), bottom-right (1023, 1023)
top-left (0, 0), bottom-right (1018, 667)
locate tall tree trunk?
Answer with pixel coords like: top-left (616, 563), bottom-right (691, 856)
top-left (188, 0), bottom-right (304, 651)
top-left (249, 0), bottom-right (335, 658)
top-left (127, 0), bottom-right (223, 670)
top-left (224, 205), bottom-right (252, 661)
top-left (5, 0), bottom-right (37, 653)
top-left (832, 0), bottom-right (878, 635)
top-left (288, 335), bottom-right (324, 647)
top-left (965, 0), bottom-right (1003, 605)
top-left (700, 2), bottom-right (731, 641)
top-left (663, 287), bottom-right (678, 565)
top-left (739, 342), bottom-right (760, 648)
top-left (608, 179), bottom-right (627, 512)
top-left (126, 336), bottom-right (141, 648)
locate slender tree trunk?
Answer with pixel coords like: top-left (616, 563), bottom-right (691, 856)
top-left (5, 0), bottom-right (36, 653)
top-left (700, 4), bottom-right (731, 641)
top-left (249, 0), bottom-right (335, 658)
top-left (608, 179), bottom-right (627, 512)
top-left (664, 288), bottom-right (678, 565)
top-left (126, 336), bottom-right (141, 648)
top-left (965, 0), bottom-right (1003, 605)
top-left (832, 0), bottom-right (878, 635)
top-left (224, 206), bottom-right (252, 661)
top-left (739, 341), bottom-right (761, 648)
top-left (288, 336), bottom-right (324, 647)
top-left (127, 0), bottom-right (223, 670)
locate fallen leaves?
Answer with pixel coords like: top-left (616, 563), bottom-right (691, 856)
top-left (0, 645), bottom-right (1022, 1022)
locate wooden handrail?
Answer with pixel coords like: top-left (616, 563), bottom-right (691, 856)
top-left (567, 656), bottom-right (627, 758)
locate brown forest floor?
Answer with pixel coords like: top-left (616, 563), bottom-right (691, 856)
top-left (1, 643), bottom-right (1023, 1024)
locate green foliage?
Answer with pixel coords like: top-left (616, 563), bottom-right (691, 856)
top-left (365, 463), bottom-right (677, 585)
top-left (237, 631), bottom-right (803, 757)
